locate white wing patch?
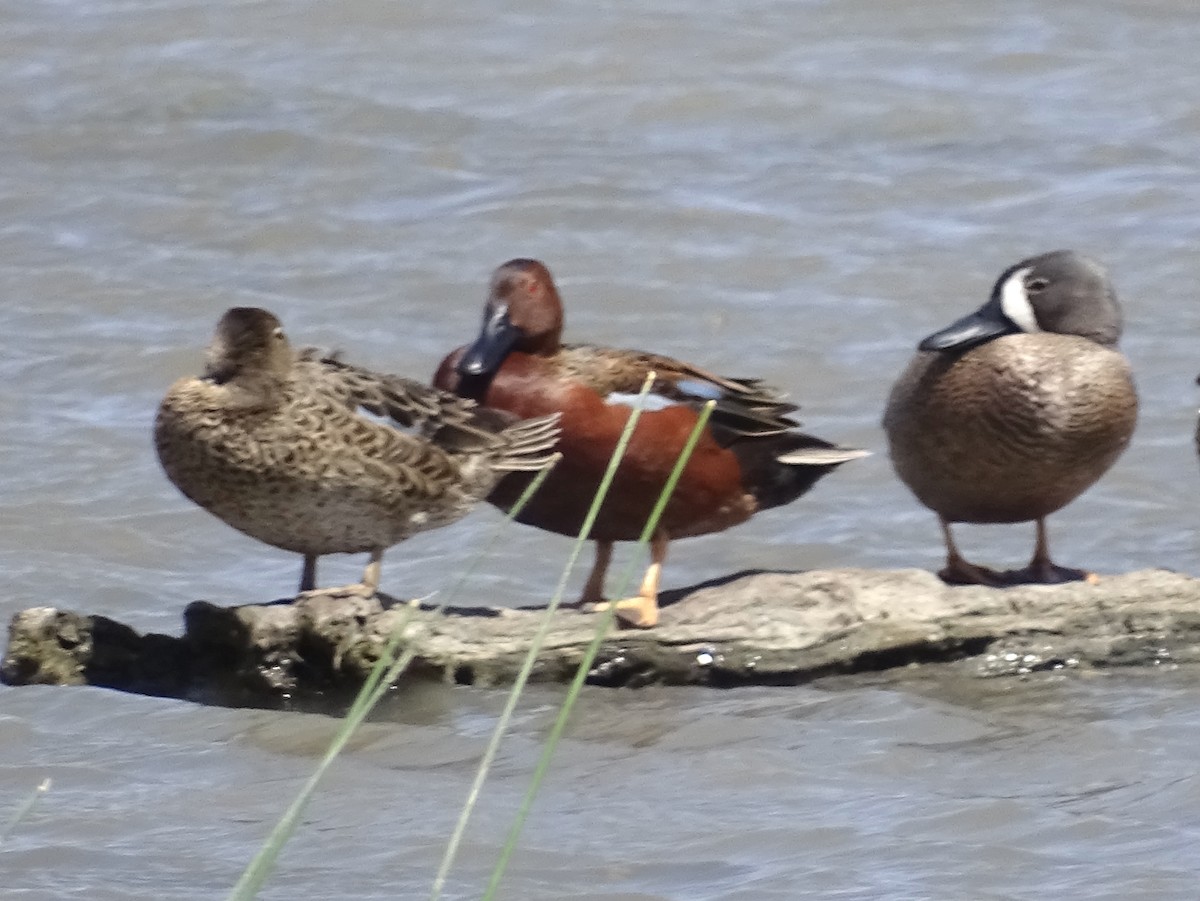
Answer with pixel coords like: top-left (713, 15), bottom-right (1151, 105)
top-left (999, 266), bottom-right (1041, 333)
top-left (605, 392), bottom-right (679, 411)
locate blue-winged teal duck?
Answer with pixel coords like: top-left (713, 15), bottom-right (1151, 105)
top-left (433, 258), bottom-right (866, 627)
top-left (156, 307), bottom-right (559, 596)
top-left (884, 250), bottom-right (1137, 586)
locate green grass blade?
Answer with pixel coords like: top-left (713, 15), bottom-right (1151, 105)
top-left (430, 374), bottom-right (657, 901)
top-left (0, 778), bottom-right (51, 845)
top-left (228, 457), bottom-right (559, 901)
top-left (482, 400), bottom-right (716, 901)
top-left (344, 454), bottom-right (562, 728)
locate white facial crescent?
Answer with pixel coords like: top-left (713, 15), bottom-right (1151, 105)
top-left (999, 266), bottom-right (1042, 333)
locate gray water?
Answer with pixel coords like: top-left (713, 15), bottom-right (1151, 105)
top-left (2, 0), bottom-right (1200, 897)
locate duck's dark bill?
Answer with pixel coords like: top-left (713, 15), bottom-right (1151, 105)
top-left (919, 305), bottom-right (1016, 353)
top-left (458, 307), bottom-right (520, 377)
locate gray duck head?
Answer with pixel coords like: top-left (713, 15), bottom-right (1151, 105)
top-left (919, 250), bottom-right (1123, 353)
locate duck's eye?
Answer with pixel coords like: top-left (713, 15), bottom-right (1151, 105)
top-left (272, 327), bottom-right (285, 340)
top-left (1026, 277), bottom-right (1049, 293)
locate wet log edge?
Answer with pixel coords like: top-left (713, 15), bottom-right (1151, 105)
top-left (3, 568), bottom-right (1199, 707)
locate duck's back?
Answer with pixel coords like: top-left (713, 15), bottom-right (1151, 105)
top-left (155, 376), bottom-right (471, 556)
top-left (884, 332), bottom-right (1137, 524)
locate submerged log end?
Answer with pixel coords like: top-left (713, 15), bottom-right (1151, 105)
top-left (2, 606), bottom-right (189, 698)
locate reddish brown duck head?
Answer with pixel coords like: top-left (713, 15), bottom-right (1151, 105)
top-left (457, 258), bottom-right (565, 378)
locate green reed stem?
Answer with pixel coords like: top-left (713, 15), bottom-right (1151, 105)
top-left (228, 457), bottom-right (559, 901)
top-left (346, 455), bottom-right (561, 727)
top-left (0, 778), bottom-right (51, 845)
top-left (430, 374), bottom-right (658, 901)
top-left (481, 400), bottom-right (715, 901)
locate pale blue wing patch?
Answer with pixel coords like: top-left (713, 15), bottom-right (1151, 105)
top-left (673, 378), bottom-right (723, 401)
top-left (604, 391), bottom-right (680, 412)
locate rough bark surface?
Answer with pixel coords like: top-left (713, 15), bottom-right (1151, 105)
top-left (4, 568), bottom-right (1199, 707)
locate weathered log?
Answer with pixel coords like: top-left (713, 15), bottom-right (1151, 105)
top-left (3, 568), bottom-right (1199, 707)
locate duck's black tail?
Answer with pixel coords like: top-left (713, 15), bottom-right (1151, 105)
top-left (734, 432), bottom-right (868, 511)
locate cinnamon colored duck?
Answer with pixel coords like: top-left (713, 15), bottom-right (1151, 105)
top-left (156, 307), bottom-right (559, 596)
top-left (433, 259), bottom-right (866, 627)
top-left (883, 250), bottom-right (1137, 586)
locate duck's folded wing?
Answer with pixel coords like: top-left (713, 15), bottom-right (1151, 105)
top-left (562, 344), bottom-right (801, 437)
top-left (298, 348), bottom-right (555, 452)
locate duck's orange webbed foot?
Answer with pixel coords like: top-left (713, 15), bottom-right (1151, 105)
top-left (592, 592), bottom-right (660, 629)
top-left (589, 533), bottom-right (667, 629)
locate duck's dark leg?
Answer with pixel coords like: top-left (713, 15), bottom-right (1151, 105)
top-left (593, 532), bottom-right (668, 628)
top-left (300, 554), bottom-right (318, 593)
top-left (1009, 519), bottom-right (1096, 585)
top-left (579, 540), bottom-right (613, 605)
top-left (937, 518), bottom-right (1006, 587)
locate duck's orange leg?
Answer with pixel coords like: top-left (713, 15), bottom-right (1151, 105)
top-left (579, 540), bottom-right (614, 605)
top-left (593, 532), bottom-right (668, 628)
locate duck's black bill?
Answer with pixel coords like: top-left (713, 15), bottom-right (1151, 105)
top-left (457, 307), bottom-right (520, 378)
top-left (918, 305), bottom-right (1017, 353)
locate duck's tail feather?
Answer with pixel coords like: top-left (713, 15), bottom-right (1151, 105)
top-left (734, 431), bottom-right (867, 511)
top-left (776, 445), bottom-right (870, 466)
top-left (486, 413), bottom-right (562, 472)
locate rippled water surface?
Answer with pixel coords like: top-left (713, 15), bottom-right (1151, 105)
top-left (3, 0), bottom-right (1200, 897)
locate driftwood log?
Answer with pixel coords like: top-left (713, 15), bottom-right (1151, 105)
top-left (4, 568), bottom-right (1200, 707)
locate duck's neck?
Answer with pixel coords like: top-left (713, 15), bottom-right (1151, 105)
top-left (212, 371), bottom-right (288, 412)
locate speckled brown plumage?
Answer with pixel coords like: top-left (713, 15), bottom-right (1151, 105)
top-left (886, 333), bottom-right (1136, 524)
top-left (156, 307), bottom-right (558, 595)
top-left (883, 250), bottom-right (1137, 586)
